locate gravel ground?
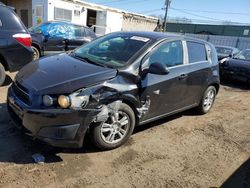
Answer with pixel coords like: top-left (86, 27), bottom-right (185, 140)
top-left (0, 72), bottom-right (249, 188)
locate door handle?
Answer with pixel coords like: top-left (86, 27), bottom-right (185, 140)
top-left (179, 73), bottom-right (188, 80)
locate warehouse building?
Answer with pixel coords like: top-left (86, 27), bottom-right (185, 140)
top-left (0, 0), bottom-right (158, 35)
top-left (166, 22), bottom-right (250, 38)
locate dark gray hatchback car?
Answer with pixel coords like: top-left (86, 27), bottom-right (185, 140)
top-left (8, 32), bottom-right (220, 150)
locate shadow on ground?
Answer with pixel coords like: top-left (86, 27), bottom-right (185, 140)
top-left (0, 102), bottom-right (64, 164)
top-left (0, 101), bottom-right (195, 165)
top-left (221, 80), bottom-right (250, 91)
top-left (221, 158), bottom-right (250, 188)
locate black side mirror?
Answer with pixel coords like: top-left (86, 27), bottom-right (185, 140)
top-left (149, 62), bottom-right (169, 75)
top-left (229, 53), bottom-right (233, 58)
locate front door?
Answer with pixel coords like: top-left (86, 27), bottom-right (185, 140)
top-left (43, 23), bottom-right (67, 53)
top-left (140, 40), bottom-right (189, 121)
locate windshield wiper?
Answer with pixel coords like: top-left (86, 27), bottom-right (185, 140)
top-left (70, 52), bottom-right (107, 68)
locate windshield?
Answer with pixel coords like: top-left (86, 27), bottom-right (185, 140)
top-left (29, 23), bottom-right (50, 34)
top-left (72, 34), bottom-right (151, 69)
top-left (215, 47), bottom-right (233, 55)
top-left (234, 50), bottom-right (250, 61)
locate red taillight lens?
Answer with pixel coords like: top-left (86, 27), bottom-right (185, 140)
top-left (13, 33), bottom-right (32, 47)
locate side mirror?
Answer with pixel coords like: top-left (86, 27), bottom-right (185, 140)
top-left (149, 62), bottom-right (169, 75)
top-left (229, 53), bottom-right (233, 58)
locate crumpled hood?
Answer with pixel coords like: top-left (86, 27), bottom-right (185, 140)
top-left (16, 53), bottom-right (117, 94)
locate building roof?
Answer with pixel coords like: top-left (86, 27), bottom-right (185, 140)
top-left (66, 0), bottom-right (158, 21)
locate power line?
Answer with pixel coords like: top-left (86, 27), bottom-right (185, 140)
top-left (139, 8), bottom-right (164, 14)
top-left (170, 7), bottom-right (250, 16)
top-left (100, 0), bottom-right (151, 5)
top-left (101, 0), bottom-right (129, 4)
top-left (169, 7), bottom-right (227, 21)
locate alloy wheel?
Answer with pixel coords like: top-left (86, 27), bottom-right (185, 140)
top-left (100, 111), bottom-right (130, 144)
top-left (203, 89), bottom-right (215, 111)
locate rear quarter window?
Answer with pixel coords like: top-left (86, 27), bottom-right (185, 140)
top-left (0, 6), bottom-right (25, 31)
top-left (187, 41), bottom-right (207, 63)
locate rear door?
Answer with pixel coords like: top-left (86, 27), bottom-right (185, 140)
top-left (140, 40), bottom-right (190, 121)
top-left (184, 41), bottom-right (212, 105)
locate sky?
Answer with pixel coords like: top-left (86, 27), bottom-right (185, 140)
top-left (85, 0), bottom-right (250, 24)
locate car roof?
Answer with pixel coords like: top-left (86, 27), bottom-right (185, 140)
top-left (0, 2), bottom-right (15, 10)
top-left (110, 31), bottom-right (209, 43)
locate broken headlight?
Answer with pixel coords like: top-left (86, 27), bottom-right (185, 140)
top-left (69, 90), bottom-right (90, 109)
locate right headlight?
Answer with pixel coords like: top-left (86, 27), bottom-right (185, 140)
top-left (58, 95), bottom-right (71, 109)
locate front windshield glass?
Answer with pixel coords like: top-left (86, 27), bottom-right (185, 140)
top-left (73, 34), bottom-right (151, 69)
top-left (215, 47), bottom-right (232, 55)
top-left (234, 50), bottom-right (250, 61)
top-left (29, 23), bottom-right (50, 34)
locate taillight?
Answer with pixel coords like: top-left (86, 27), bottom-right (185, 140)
top-left (13, 33), bottom-right (32, 47)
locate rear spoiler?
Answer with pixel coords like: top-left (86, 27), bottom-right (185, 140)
top-left (0, 2), bottom-right (16, 11)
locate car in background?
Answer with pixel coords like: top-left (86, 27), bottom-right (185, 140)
top-left (29, 21), bottom-right (97, 60)
top-left (0, 3), bottom-right (33, 86)
top-left (220, 49), bottom-right (250, 84)
top-left (7, 32), bottom-right (220, 150)
top-left (215, 45), bottom-right (240, 61)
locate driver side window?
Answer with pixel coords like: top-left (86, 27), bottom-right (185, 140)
top-left (143, 40), bottom-right (183, 69)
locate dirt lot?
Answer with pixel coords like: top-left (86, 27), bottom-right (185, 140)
top-left (0, 72), bottom-right (249, 188)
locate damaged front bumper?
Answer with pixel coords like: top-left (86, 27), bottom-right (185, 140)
top-left (7, 89), bottom-right (102, 148)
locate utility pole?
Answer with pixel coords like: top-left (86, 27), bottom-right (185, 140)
top-left (163, 0), bottom-right (171, 32)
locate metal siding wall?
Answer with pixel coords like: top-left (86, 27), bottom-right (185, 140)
top-left (208, 35), bottom-right (238, 47)
top-left (185, 33), bottom-right (209, 41)
top-left (175, 33), bottom-right (250, 50)
top-left (237, 37), bottom-right (250, 49)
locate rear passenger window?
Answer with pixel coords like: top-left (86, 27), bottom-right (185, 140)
top-left (0, 7), bottom-right (25, 31)
top-left (187, 42), bottom-right (207, 63)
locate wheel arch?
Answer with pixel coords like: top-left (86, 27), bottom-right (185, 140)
top-left (209, 82), bottom-right (220, 94)
top-left (0, 53), bottom-right (8, 71)
top-left (32, 42), bottom-right (41, 56)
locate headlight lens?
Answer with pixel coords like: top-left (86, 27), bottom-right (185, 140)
top-left (43, 95), bottom-right (54, 107)
top-left (58, 95), bottom-right (71, 109)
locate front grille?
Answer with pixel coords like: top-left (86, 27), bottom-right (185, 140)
top-left (12, 82), bottom-right (31, 106)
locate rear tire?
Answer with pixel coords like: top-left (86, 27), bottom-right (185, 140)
top-left (31, 45), bottom-right (40, 61)
top-left (196, 86), bottom-right (217, 115)
top-left (90, 103), bottom-right (135, 150)
top-left (0, 63), bottom-right (6, 86)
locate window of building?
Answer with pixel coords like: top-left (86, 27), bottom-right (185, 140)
top-left (54, 7), bottom-right (72, 21)
top-left (187, 42), bottom-right (207, 63)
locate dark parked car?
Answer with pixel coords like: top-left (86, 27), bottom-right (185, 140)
top-left (0, 3), bottom-right (33, 86)
top-left (7, 32), bottom-right (220, 150)
top-left (215, 45), bottom-right (240, 61)
top-left (220, 49), bottom-right (250, 84)
top-left (29, 21), bottom-right (97, 60)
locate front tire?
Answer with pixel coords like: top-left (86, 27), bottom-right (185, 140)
top-left (196, 86), bottom-right (217, 114)
top-left (90, 103), bottom-right (135, 150)
top-left (0, 63), bottom-right (6, 86)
